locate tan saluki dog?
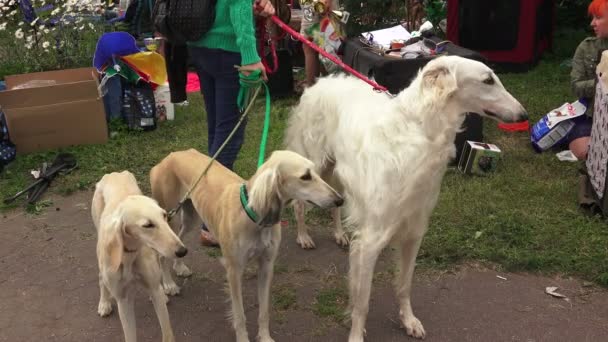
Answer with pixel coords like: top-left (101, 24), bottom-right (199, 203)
top-left (92, 171), bottom-right (188, 342)
top-left (150, 149), bottom-right (343, 342)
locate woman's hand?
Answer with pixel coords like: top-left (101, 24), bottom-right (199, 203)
top-left (240, 61), bottom-right (268, 81)
top-left (254, 0), bottom-right (275, 17)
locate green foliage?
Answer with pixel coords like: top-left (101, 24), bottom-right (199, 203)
top-left (423, 0), bottom-right (447, 27)
top-left (342, 0), bottom-right (405, 35)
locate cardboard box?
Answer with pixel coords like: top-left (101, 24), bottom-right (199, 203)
top-left (458, 141), bottom-right (502, 176)
top-left (0, 67), bottom-right (108, 153)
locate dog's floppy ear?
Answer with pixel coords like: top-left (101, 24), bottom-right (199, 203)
top-left (421, 63), bottom-right (457, 100)
top-left (249, 167), bottom-right (280, 224)
top-left (104, 217), bottom-right (124, 273)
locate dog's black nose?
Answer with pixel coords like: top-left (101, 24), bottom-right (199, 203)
top-left (517, 111), bottom-right (529, 122)
top-left (175, 247), bottom-right (188, 258)
top-left (335, 197), bottom-right (344, 207)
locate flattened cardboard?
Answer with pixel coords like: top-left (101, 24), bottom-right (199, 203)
top-left (0, 68), bottom-right (107, 153)
top-left (4, 67), bottom-right (95, 89)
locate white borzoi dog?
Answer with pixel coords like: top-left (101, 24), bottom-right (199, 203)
top-left (284, 55), bottom-right (527, 341)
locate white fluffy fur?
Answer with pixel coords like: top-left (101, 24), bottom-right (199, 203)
top-left (285, 55), bottom-right (527, 341)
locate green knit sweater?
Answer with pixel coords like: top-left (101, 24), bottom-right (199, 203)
top-left (189, 0), bottom-right (260, 66)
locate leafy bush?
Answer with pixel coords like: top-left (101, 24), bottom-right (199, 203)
top-left (0, 0), bottom-right (111, 78)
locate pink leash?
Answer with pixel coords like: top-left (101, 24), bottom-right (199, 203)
top-left (266, 14), bottom-right (389, 93)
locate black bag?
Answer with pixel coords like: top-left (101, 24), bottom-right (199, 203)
top-left (152, 0), bottom-right (217, 44)
top-left (121, 81), bottom-right (157, 131)
top-left (0, 108), bottom-right (16, 171)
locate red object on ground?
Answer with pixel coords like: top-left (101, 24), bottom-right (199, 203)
top-left (498, 120), bottom-right (530, 132)
top-left (186, 72), bottom-right (200, 93)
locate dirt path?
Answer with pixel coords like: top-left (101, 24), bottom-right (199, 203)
top-left (1, 191), bottom-right (607, 342)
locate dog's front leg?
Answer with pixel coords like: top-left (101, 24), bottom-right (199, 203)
top-left (173, 223), bottom-right (193, 277)
top-left (256, 227), bottom-right (281, 342)
top-left (294, 200), bottom-right (316, 249)
top-left (348, 233), bottom-right (389, 342)
top-left (139, 257), bottom-right (176, 342)
top-left (150, 286), bottom-right (175, 342)
top-left (161, 256), bottom-right (181, 296)
top-left (97, 274), bottom-right (113, 317)
top-left (226, 260), bottom-right (249, 342)
top-left (395, 219), bottom-right (427, 339)
top-left (116, 292), bottom-right (137, 342)
top-left (332, 207), bottom-right (350, 247)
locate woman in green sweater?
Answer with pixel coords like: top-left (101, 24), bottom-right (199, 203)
top-left (190, 0), bottom-right (276, 246)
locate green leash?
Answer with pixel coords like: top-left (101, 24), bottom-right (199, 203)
top-left (238, 69), bottom-right (272, 224)
top-left (168, 68), bottom-right (271, 221)
top-left (238, 69), bottom-right (271, 168)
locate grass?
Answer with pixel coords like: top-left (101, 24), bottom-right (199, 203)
top-left (2, 28), bottom-right (608, 286)
top-left (312, 284), bottom-right (349, 322)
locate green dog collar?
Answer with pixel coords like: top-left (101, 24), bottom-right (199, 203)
top-left (240, 183), bottom-right (259, 223)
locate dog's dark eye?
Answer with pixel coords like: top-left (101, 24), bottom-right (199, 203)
top-left (143, 222), bottom-right (155, 229)
top-left (483, 77), bottom-right (495, 85)
top-left (300, 171), bottom-right (312, 181)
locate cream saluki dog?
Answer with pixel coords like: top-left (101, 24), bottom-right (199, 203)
top-left (150, 149), bottom-right (343, 342)
top-left (92, 171), bottom-right (188, 342)
top-left (284, 55), bottom-right (527, 341)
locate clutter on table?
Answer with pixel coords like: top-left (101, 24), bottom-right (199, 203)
top-left (361, 21), bottom-right (445, 59)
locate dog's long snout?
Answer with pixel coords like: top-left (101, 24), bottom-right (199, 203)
top-left (175, 246), bottom-right (188, 258)
top-left (334, 197), bottom-right (344, 207)
top-left (517, 110), bottom-right (529, 122)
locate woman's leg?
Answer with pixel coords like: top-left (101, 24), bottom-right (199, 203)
top-left (568, 116), bottom-right (593, 161)
top-left (208, 50), bottom-right (246, 171)
top-left (188, 46), bottom-right (218, 153)
top-left (188, 46), bottom-right (221, 247)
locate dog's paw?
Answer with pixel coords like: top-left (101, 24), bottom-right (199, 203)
top-left (296, 233), bottom-right (316, 249)
top-left (173, 263), bottom-right (193, 278)
top-left (334, 232), bottom-right (350, 247)
top-left (162, 282), bottom-right (181, 296)
top-left (401, 313), bottom-right (426, 339)
top-left (257, 336), bottom-right (275, 342)
top-left (97, 301), bottom-right (113, 317)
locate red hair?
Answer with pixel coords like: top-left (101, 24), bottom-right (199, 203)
top-left (589, 0), bottom-right (608, 17)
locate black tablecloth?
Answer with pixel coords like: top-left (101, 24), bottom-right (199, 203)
top-left (342, 36), bottom-right (487, 94)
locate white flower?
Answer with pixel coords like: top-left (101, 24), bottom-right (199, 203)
top-left (9, 9), bottom-right (16, 16)
top-left (25, 42), bottom-right (33, 49)
top-left (18, 21), bottom-right (23, 26)
top-left (1, 6), bottom-right (9, 11)
top-left (51, 8), bottom-right (61, 16)
top-left (0, 22), bottom-right (6, 31)
top-left (30, 17), bottom-right (39, 26)
top-left (43, 28), bottom-right (49, 33)
top-left (88, 22), bottom-right (94, 30)
top-left (78, 24), bottom-right (84, 30)
top-left (42, 41), bottom-right (50, 48)
top-left (15, 28), bottom-right (23, 39)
